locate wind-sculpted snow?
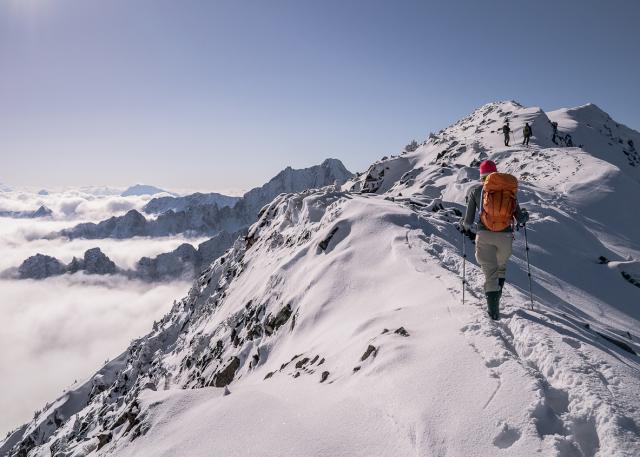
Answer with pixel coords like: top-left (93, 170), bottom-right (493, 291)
top-left (3, 102), bottom-right (640, 457)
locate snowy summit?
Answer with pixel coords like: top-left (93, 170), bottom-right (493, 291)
top-left (120, 184), bottom-right (174, 197)
top-left (2, 101), bottom-right (640, 457)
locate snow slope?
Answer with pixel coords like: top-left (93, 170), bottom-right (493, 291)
top-left (548, 103), bottom-right (640, 175)
top-left (3, 102), bottom-right (639, 457)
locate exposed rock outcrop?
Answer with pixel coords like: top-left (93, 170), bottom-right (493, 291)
top-left (13, 231), bottom-right (244, 282)
top-left (18, 248), bottom-right (117, 279)
top-left (212, 357), bottom-right (240, 387)
top-left (83, 247), bottom-right (117, 275)
top-left (18, 254), bottom-right (66, 279)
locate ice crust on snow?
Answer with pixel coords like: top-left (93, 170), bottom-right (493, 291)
top-left (3, 102), bottom-right (640, 457)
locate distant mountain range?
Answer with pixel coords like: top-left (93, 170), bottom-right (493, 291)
top-left (13, 230), bottom-right (244, 282)
top-left (0, 205), bottom-right (52, 219)
top-left (143, 193), bottom-right (241, 214)
top-left (57, 159), bottom-right (353, 240)
top-left (13, 159), bottom-right (353, 282)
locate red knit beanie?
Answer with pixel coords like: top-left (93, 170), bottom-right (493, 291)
top-left (479, 160), bottom-right (497, 177)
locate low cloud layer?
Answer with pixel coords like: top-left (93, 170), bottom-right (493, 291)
top-left (0, 195), bottom-right (209, 272)
top-left (0, 190), bottom-right (198, 436)
top-left (0, 275), bottom-right (191, 436)
top-left (0, 218), bottom-right (208, 272)
top-left (0, 189), bottom-right (153, 222)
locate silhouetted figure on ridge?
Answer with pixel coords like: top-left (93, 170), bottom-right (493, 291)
top-left (501, 121), bottom-right (511, 146)
top-left (522, 122), bottom-right (532, 146)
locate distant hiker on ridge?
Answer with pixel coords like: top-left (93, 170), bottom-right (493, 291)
top-left (501, 121), bottom-right (511, 146)
top-left (461, 160), bottom-right (529, 320)
top-left (522, 122), bottom-right (532, 146)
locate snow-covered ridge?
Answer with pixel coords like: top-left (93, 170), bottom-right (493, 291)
top-left (548, 103), bottom-right (640, 173)
top-left (349, 100), bottom-right (639, 196)
top-left (3, 102), bottom-right (639, 457)
top-left (143, 193), bottom-right (240, 214)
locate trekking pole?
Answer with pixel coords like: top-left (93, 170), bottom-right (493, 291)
top-left (523, 224), bottom-right (534, 310)
top-left (461, 230), bottom-right (467, 306)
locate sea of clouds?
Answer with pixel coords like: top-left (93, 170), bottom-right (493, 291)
top-left (0, 187), bottom-right (150, 221)
top-left (0, 190), bottom-right (200, 436)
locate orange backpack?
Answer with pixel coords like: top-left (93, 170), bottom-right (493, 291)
top-left (480, 173), bottom-right (518, 231)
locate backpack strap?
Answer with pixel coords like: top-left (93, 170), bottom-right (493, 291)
top-left (477, 186), bottom-right (483, 230)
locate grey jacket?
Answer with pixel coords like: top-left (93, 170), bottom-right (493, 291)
top-left (463, 183), bottom-right (526, 233)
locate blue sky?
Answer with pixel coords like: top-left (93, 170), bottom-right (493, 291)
top-left (1, 0), bottom-right (638, 192)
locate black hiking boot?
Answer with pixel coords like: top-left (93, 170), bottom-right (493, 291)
top-left (486, 291), bottom-right (501, 320)
top-left (497, 278), bottom-right (506, 299)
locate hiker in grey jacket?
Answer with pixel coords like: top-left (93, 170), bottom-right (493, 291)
top-left (461, 160), bottom-right (529, 319)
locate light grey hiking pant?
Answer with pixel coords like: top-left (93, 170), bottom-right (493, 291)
top-left (475, 230), bottom-right (513, 292)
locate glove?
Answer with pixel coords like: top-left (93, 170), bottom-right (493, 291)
top-left (458, 219), bottom-right (469, 232)
top-left (465, 229), bottom-right (476, 241)
top-left (458, 219), bottom-right (476, 241)
top-left (517, 209), bottom-right (530, 226)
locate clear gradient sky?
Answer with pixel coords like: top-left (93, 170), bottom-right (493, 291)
top-left (1, 0), bottom-right (639, 192)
